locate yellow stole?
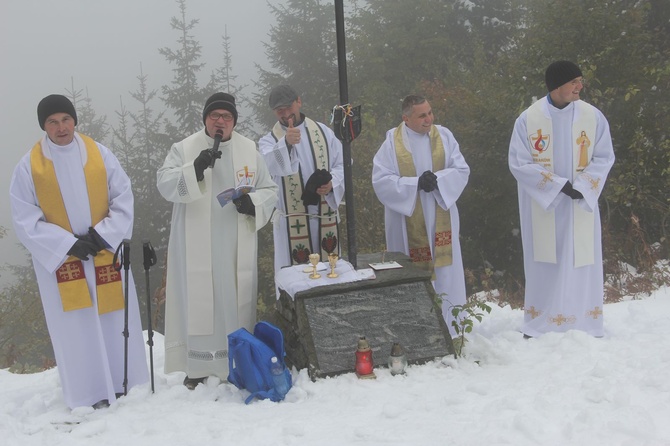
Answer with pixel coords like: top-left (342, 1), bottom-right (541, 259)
top-left (272, 118), bottom-right (339, 264)
top-left (30, 134), bottom-right (124, 314)
top-left (394, 123), bottom-right (452, 278)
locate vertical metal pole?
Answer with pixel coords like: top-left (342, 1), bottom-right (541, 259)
top-left (334, 0), bottom-right (357, 268)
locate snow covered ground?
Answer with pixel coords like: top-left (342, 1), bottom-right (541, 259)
top-left (1, 285), bottom-right (669, 446)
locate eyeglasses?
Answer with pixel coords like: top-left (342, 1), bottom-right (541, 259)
top-left (208, 111), bottom-right (234, 122)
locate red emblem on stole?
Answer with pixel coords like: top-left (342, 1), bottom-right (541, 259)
top-left (95, 265), bottom-right (122, 285)
top-left (409, 247), bottom-right (432, 263)
top-left (435, 230), bottom-right (452, 247)
top-left (56, 260), bottom-right (84, 283)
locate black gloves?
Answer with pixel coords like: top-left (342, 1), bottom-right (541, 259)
top-left (67, 238), bottom-right (99, 261)
top-left (87, 227), bottom-right (107, 251)
top-left (418, 170), bottom-right (438, 192)
top-left (233, 193), bottom-right (256, 216)
top-left (561, 181), bottom-right (584, 200)
top-left (301, 169), bottom-right (332, 207)
top-left (194, 149), bottom-right (222, 182)
top-left (73, 227), bottom-right (107, 253)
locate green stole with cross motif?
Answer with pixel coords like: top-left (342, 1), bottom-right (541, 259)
top-left (30, 133), bottom-right (124, 314)
top-left (272, 117), bottom-right (339, 264)
top-left (394, 123), bottom-right (452, 279)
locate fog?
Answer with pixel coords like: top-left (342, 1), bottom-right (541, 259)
top-left (0, 0), bottom-right (276, 284)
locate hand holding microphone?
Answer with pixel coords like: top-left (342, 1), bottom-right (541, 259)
top-left (194, 129), bottom-right (224, 182)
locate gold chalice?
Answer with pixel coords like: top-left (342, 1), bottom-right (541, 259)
top-left (327, 253), bottom-right (339, 278)
top-left (309, 253), bottom-right (321, 279)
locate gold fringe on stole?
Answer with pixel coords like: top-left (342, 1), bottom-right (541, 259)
top-left (394, 124), bottom-right (452, 279)
top-left (31, 134), bottom-right (124, 314)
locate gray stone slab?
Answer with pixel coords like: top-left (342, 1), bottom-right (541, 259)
top-left (274, 252), bottom-right (454, 379)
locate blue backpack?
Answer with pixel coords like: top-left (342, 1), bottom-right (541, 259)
top-left (227, 321), bottom-right (292, 404)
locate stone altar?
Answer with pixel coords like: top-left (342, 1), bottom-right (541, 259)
top-left (273, 252), bottom-right (454, 379)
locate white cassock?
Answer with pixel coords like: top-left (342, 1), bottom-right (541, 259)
top-left (9, 133), bottom-right (148, 409)
top-left (509, 97), bottom-right (615, 337)
top-left (259, 118), bottom-right (344, 288)
top-left (157, 129), bottom-right (278, 380)
top-left (372, 125), bottom-right (470, 336)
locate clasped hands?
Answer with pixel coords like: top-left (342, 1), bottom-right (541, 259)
top-left (418, 170), bottom-right (438, 193)
top-left (67, 227), bottom-right (107, 261)
top-left (560, 180), bottom-right (584, 200)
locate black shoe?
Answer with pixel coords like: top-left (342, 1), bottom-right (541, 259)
top-left (92, 399), bottom-right (110, 409)
top-left (183, 376), bottom-right (206, 390)
top-left (523, 334), bottom-right (532, 339)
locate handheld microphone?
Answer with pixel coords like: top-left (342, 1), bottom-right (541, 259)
top-left (210, 129), bottom-right (224, 167)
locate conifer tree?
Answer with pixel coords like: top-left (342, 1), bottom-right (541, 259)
top-left (159, 0), bottom-right (208, 138)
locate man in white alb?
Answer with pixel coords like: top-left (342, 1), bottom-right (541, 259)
top-left (10, 94), bottom-right (148, 409)
top-left (157, 93), bottom-right (278, 389)
top-left (372, 95), bottom-right (470, 336)
top-left (259, 85), bottom-right (344, 289)
top-left (509, 61), bottom-right (615, 337)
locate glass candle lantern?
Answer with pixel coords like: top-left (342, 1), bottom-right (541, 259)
top-left (388, 342), bottom-right (407, 376)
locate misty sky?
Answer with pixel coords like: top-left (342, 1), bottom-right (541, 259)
top-left (0, 0), bottom-right (278, 283)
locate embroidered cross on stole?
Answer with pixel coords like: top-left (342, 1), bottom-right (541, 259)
top-left (31, 134), bottom-right (124, 314)
top-left (394, 123), bottom-right (452, 279)
top-left (272, 118), bottom-right (339, 264)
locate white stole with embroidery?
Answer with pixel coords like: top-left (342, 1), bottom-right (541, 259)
top-left (183, 131), bottom-right (257, 335)
top-left (526, 99), bottom-right (596, 267)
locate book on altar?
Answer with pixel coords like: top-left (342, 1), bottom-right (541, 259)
top-left (217, 183), bottom-right (255, 207)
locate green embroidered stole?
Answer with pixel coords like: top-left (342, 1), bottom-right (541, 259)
top-left (272, 117), bottom-right (339, 264)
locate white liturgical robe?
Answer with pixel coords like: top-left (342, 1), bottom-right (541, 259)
top-left (372, 124), bottom-right (470, 336)
top-left (259, 117), bottom-right (344, 288)
top-left (509, 96), bottom-right (615, 337)
top-left (157, 129), bottom-right (278, 380)
top-left (9, 133), bottom-right (148, 409)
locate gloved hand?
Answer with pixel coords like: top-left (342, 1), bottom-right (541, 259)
top-left (233, 193), bottom-right (256, 216)
top-left (560, 180), bottom-right (584, 200)
top-left (418, 170), bottom-right (438, 192)
top-left (87, 227), bottom-right (107, 251)
top-left (301, 169), bottom-right (332, 207)
top-left (67, 238), bottom-right (100, 261)
top-left (194, 149), bottom-right (222, 182)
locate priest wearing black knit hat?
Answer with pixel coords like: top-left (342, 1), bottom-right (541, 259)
top-left (9, 94), bottom-right (149, 409)
top-left (157, 93), bottom-right (278, 390)
top-left (202, 92), bottom-right (238, 127)
top-left (508, 61), bottom-right (615, 339)
top-left (37, 94), bottom-right (78, 131)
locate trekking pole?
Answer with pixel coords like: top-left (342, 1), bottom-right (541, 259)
top-left (142, 239), bottom-right (157, 393)
top-left (113, 239), bottom-right (131, 396)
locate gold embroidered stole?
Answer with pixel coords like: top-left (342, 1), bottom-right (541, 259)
top-left (394, 123), bottom-right (452, 278)
top-left (526, 99), bottom-right (597, 266)
top-left (272, 118), bottom-right (339, 264)
top-left (31, 134), bottom-right (124, 314)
